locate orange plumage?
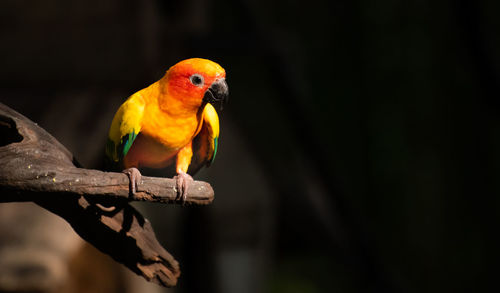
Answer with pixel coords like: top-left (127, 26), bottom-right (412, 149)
top-left (105, 58), bottom-right (228, 199)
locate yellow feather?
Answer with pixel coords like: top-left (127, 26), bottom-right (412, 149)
top-left (203, 103), bottom-right (219, 161)
top-left (203, 103), bottom-right (220, 138)
top-left (107, 91), bottom-right (146, 161)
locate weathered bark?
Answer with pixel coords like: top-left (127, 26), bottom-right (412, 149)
top-left (0, 103), bottom-right (214, 287)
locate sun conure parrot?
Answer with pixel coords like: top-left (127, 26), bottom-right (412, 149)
top-left (105, 58), bottom-right (228, 201)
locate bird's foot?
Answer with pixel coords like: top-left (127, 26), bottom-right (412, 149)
top-left (174, 171), bottom-right (193, 203)
top-left (123, 167), bottom-right (142, 195)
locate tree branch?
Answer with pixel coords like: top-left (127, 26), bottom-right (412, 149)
top-left (0, 103), bottom-right (214, 287)
top-left (0, 166), bottom-right (214, 205)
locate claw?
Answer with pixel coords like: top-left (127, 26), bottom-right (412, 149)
top-left (123, 167), bottom-right (142, 195)
top-left (174, 171), bottom-right (193, 203)
top-left (95, 203), bottom-right (117, 212)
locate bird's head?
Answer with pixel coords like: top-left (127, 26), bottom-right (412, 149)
top-left (160, 58), bottom-right (228, 112)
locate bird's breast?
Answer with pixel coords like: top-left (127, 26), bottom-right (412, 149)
top-left (124, 109), bottom-right (202, 169)
top-left (143, 114), bottom-right (201, 149)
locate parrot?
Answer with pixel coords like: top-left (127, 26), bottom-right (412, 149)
top-left (105, 58), bottom-right (228, 201)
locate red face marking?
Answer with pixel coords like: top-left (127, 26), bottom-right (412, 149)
top-left (165, 59), bottom-right (225, 108)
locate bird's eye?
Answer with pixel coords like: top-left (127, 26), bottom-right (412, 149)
top-left (189, 74), bottom-right (204, 87)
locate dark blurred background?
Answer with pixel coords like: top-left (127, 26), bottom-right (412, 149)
top-left (1, 0), bottom-right (500, 292)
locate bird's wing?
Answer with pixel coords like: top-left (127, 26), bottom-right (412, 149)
top-left (189, 103), bottom-right (220, 175)
top-left (105, 93), bottom-right (145, 168)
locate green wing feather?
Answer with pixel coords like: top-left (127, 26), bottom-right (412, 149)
top-left (105, 93), bottom-right (145, 169)
top-left (211, 136), bottom-right (218, 164)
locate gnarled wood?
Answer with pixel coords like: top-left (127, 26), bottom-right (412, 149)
top-left (0, 103), bottom-right (215, 287)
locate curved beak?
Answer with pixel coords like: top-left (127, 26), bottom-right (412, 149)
top-left (203, 78), bottom-right (229, 110)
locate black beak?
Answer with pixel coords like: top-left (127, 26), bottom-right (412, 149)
top-left (203, 78), bottom-right (229, 110)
